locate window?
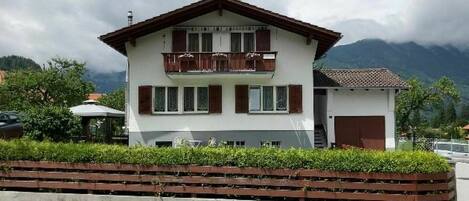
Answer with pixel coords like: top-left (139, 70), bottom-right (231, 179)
top-left (226, 141), bottom-right (245, 147)
top-left (197, 87), bottom-right (209, 111)
top-left (184, 87), bottom-right (195, 112)
top-left (276, 86), bottom-right (288, 111)
top-left (154, 87), bottom-right (166, 112)
top-left (154, 87), bottom-right (178, 113)
top-left (249, 86), bottom-right (261, 111)
top-left (249, 86), bottom-right (288, 112)
top-left (231, 33), bottom-right (241, 52)
top-left (155, 141), bottom-right (173, 147)
top-left (243, 33), bottom-right (255, 52)
top-left (261, 141), bottom-right (281, 148)
top-left (188, 33), bottom-right (199, 52)
top-left (183, 86), bottom-right (209, 113)
top-left (201, 33), bottom-right (213, 52)
top-left (167, 87), bottom-right (178, 112)
top-left (263, 86), bottom-right (273, 111)
top-left (437, 143), bottom-right (451, 151)
top-left (453, 144), bottom-right (469, 153)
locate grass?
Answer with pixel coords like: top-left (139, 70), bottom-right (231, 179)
top-left (0, 139), bottom-right (452, 174)
top-left (397, 140), bottom-right (414, 151)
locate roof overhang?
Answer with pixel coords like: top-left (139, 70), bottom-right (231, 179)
top-left (99, 0), bottom-right (342, 58)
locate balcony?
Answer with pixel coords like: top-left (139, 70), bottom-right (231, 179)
top-left (162, 52), bottom-right (277, 79)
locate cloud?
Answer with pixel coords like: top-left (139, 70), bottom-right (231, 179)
top-left (396, 0), bottom-right (469, 48)
top-left (0, 0), bottom-right (468, 72)
top-left (0, 0), bottom-right (195, 72)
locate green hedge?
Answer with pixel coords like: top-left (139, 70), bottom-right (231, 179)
top-left (0, 139), bottom-right (451, 174)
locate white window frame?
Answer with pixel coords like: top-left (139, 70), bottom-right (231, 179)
top-left (229, 31), bottom-right (256, 53)
top-left (261, 141), bottom-right (281, 148)
top-left (152, 86), bottom-right (180, 114)
top-left (226, 140), bottom-right (246, 147)
top-left (187, 32), bottom-right (200, 52)
top-left (248, 85), bottom-right (289, 113)
top-left (186, 32), bottom-right (214, 52)
top-left (183, 86), bottom-right (209, 114)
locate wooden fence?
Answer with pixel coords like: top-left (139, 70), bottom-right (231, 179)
top-left (0, 161), bottom-right (455, 201)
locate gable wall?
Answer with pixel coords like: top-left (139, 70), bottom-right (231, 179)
top-left (125, 10), bottom-right (318, 146)
top-left (325, 89), bottom-right (396, 150)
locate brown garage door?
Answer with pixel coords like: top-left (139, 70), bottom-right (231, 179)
top-left (334, 116), bottom-right (385, 150)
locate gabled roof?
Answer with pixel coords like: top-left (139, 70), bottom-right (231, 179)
top-left (99, 0), bottom-right (342, 58)
top-left (314, 68), bottom-right (409, 89)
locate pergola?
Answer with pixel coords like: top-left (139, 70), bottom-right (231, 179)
top-left (70, 100), bottom-right (125, 143)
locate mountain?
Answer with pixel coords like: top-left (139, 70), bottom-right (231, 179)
top-left (0, 55), bottom-right (41, 71)
top-left (84, 70), bottom-right (125, 93)
top-left (0, 54), bottom-right (124, 93)
top-left (321, 39), bottom-right (469, 101)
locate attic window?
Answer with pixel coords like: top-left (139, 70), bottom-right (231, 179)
top-left (243, 33), bottom-right (254, 52)
top-left (188, 33), bottom-right (199, 52)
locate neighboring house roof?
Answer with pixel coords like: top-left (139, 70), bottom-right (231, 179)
top-left (88, 93), bottom-right (103, 101)
top-left (314, 68), bottom-right (409, 89)
top-left (0, 70), bottom-right (5, 84)
top-left (99, 0), bottom-right (342, 58)
top-left (463, 124), bottom-right (469, 130)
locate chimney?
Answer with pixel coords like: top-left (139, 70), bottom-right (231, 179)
top-left (128, 11), bottom-right (133, 26)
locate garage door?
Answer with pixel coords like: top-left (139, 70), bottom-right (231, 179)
top-left (334, 116), bottom-right (385, 150)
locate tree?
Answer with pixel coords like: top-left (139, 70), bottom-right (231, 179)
top-left (22, 106), bottom-right (82, 142)
top-left (445, 101), bottom-right (457, 123)
top-left (98, 87), bottom-right (125, 111)
top-left (0, 57), bottom-right (95, 111)
top-left (461, 104), bottom-right (469, 121)
top-left (396, 77), bottom-right (460, 135)
top-left (313, 60), bottom-right (327, 70)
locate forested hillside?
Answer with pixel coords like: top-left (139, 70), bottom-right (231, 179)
top-left (321, 39), bottom-right (469, 101)
top-left (0, 55), bottom-right (41, 71)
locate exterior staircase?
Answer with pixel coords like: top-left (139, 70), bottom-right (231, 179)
top-left (314, 125), bottom-right (327, 148)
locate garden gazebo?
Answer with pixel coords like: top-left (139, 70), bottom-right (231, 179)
top-left (70, 100), bottom-right (125, 143)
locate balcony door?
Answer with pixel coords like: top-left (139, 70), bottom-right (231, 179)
top-left (187, 33), bottom-right (213, 52)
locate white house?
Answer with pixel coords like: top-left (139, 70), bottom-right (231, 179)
top-left (99, 0), bottom-right (407, 150)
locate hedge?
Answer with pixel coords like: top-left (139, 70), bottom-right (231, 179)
top-left (0, 139), bottom-right (451, 174)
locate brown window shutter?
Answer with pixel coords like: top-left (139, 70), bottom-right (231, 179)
top-left (138, 85), bottom-right (152, 114)
top-left (172, 30), bottom-right (186, 52)
top-left (255, 29), bottom-right (270, 51)
top-left (235, 85), bottom-right (249, 113)
top-left (289, 85), bottom-right (302, 113)
top-left (209, 85), bottom-right (222, 113)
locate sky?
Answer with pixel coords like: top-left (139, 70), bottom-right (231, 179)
top-left (1, 0), bottom-right (468, 73)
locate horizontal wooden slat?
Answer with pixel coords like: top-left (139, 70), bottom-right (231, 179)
top-left (0, 170), bottom-right (451, 192)
top-left (162, 52), bottom-right (277, 73)
top-left (1, 161), bottom-right (452, 181)
top-left (0, 180), bottom-right (453, 201)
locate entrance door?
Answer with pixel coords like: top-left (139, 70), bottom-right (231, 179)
top-left (334, 116), bottom-right (385, 150)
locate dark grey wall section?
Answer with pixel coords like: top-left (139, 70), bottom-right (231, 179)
top-left (129, 130), bottom-right (314, 148)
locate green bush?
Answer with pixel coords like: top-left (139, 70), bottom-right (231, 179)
top-left (22, 106), bottom-right (81, 142)
top-left (0, 139), bottom-right (451, 174)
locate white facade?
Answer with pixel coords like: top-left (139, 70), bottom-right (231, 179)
top-left (126, 10), bottom-right (318, 147)
top-left (121, 8), bottom-right (399, 149)
top-left (320, 89), bottom-right (396, 150)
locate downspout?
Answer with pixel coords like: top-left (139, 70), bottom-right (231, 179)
top-left (125, 11), bottom-right (133, 138)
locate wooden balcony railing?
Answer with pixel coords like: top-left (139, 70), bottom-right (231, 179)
top-left (163, 52), bottom-right (276, 73)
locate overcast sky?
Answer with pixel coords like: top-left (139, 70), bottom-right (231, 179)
top-left (1, 0), bottom-right (468, 72)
